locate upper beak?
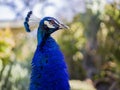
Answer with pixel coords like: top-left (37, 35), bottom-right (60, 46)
top-left (59, 23), bottom-right (69, 29)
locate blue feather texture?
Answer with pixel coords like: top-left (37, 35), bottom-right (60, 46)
top-left (30, 37), bottom-right (70, 90)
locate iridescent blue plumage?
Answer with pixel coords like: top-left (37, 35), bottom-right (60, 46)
top-left (24, 11), bottom-right (70, 90)
top-left (30, 37), bottom-right (70, 90)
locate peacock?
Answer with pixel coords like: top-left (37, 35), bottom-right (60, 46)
top-left (24, 11), bottom-right (70, 90)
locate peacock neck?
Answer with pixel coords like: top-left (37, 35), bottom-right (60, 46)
top-left (37, 28), bottom-right (44, 44)
top-left (37, 28), bottom-right (50, 48)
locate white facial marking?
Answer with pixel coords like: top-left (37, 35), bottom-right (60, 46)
top-left (44, 21), bottom-right (55, 28)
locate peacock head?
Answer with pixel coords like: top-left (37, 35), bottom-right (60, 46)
top-left (39, 17), bottom-right (69, 34)
top-left (24, 11), bottom-right (69, 35)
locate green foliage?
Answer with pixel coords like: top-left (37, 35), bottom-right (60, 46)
top-left (103, 3), bottom-right (120, 60)
top-left (0, 28), bottom-right (15, 90)
top-left (95, 4), bottom-right (120, 86)
top-left (0, 28), bottom-right (15, 65)
top-left (58, 16), bottom-right (86, 79)
top-left (0, 28), bottom-right (36, 90)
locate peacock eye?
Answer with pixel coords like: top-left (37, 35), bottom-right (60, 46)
top-left (49, 20), bottom-right (55, 24)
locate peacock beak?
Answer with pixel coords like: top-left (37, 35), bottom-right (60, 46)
top-left (59, 23), bottom-right (69, 30)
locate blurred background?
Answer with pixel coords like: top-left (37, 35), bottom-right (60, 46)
top-left (0, 0), bottom-right (120, 90)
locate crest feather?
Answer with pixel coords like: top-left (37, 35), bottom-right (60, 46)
top-left (24, 11), bottom-right (40, 32)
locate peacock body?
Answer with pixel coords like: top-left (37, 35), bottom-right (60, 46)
top-left (24, 11), bottom-right (70, 90)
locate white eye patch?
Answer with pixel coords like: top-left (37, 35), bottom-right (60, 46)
top-left (44, 21), bottom-right (55, 28)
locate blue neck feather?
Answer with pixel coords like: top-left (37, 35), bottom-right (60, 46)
top-left (37, 27), bottom-right (50, 49)
top-left (37, 27), bottom-right (44, 45)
